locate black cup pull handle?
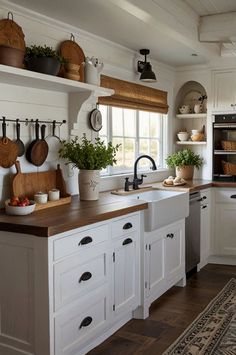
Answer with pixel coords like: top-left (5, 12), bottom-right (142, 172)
top-left (79, 236), bottom-right (93, 246)
top-left (122, 238), bottom-right (133, 246)
top-left (123, 222), bottom-right (133, 230)
top-left (230, 195), bottom-right (236, 199)
top-left (79, 316), bottom-right (92, 329)
top-left (79, 271), bottom-right (92, 283)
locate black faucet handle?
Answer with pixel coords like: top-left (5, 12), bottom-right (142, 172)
top-left (141, 174), bottom-right (147, 178)
top-left (124, 177), bottom-right (130, 192)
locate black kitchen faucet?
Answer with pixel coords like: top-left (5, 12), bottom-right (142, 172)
top-left (124, 154), bottom-right (157, 191)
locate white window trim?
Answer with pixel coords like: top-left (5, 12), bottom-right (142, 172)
top-left (100, 105), bottom-right (168, 176)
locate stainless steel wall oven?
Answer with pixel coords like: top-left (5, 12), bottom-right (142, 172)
top-left (213, 114), bottom-right (236, 182)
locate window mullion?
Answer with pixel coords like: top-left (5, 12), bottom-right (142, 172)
top-left (136, 110), bottom-right (139, 158)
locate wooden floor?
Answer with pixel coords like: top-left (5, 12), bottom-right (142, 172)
top-left (89, 264), bottom-right (236, 355)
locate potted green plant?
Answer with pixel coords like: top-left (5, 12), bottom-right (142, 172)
top-left (25, 45), bottom-right (65, 76)
top-left (166, 149), bottom-right (203, 180)
top-left (59, 135), bottom-right (120, 200)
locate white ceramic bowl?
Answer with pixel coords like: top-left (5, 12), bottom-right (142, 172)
top-left (177, 132), bottom-right (189, 141)
top-left (191, 129), bottom-right (200, 135)
top-left (179, 105), bottom-right (191, 114)
top-left (5, 200), bottom-right (36, 216)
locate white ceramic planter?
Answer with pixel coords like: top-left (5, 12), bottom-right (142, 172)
top-left (79, 169), bottom-right (100, 200)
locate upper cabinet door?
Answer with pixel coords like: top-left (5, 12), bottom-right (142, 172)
top-left (212, 70), bottom-right (236, 111)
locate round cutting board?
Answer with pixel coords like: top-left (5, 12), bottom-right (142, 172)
top-left (60, 38), bottom-right (85, 82)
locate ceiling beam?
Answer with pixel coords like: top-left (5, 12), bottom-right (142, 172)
top-left (199, 12), bottom-right (236, 42)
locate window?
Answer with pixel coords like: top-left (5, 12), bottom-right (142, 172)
top-left (99, 105), bottom-right (167, 175)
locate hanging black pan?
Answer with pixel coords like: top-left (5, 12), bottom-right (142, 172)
top-left (26, 120), bottom-right (40, 163)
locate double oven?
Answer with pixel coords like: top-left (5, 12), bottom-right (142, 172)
top-left (213, 114), bottom-right (236, 182)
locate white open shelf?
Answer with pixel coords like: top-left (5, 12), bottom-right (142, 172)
top-left (176, 141), bottom-right (207, 145)
top-left (176, 113), bottom-right (207, 119)
top-left (0, 64), bottom-right (114, 96)
top-left (214, 150), bottom-right (236, 155)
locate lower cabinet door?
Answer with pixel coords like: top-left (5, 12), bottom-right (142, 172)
top-left (146, 230), bottom-right (165, 299)
top-left (215, 204), bottom-right (236, 255)
top-left (113, 232), bottom-right (139, 315)
top-left (164, 222), bottom-right (184, 283)
top-left (54, 286), bottom-right (109, 355)
top-left (200, 204), bottom-right (211, 265)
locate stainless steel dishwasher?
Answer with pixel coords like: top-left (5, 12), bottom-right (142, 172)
top-left (185, 191), bottom-right (201, 273)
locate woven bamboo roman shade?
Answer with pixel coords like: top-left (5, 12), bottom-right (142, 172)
top-left (98, 75), bottom-right (168, 114)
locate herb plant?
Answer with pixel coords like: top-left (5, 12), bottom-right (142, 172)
top-left (59, 135), bottom-right (121, 170)
top-left (25, 45), bottom-right (65, 63)
top-left (166, 149), bottom-right (203, 169)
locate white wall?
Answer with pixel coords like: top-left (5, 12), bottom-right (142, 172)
top-left (0, 1), bottom-right (176, 203)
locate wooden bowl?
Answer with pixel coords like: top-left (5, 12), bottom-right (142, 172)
top-left (0, 45), bottom-right (25, 68)
top-left (191, 133), bottom-right (204, 142)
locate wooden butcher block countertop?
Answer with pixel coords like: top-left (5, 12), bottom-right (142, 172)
top-left (0, 195), bottom-right (148, 237)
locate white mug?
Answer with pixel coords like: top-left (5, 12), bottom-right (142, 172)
top-left (49, 189), bottom-right (60, 201)
top-left (34, 192), bottom-right (48, 204)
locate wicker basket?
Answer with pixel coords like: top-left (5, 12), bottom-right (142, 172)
top-left (221, 140), bottom-right (236, 150)
top-left (222, 160), bottom-right (236, 175)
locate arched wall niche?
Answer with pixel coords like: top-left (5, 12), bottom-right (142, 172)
top-left (175, 81), bottom-right (207, 115)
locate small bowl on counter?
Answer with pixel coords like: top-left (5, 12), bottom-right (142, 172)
top-left (5, 200), bottom-right (36, 216)
top-left (177, 132), bottom-right (189, 141)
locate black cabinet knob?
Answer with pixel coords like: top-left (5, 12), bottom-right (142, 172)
top-left (79, 316), bottom-right (92, 329)
top-left (166, 233), bottom-right (174, 239)
top-left (79, 271), bottom-right (92, 283)
top-left (79, 236), bottom-right (93, 245)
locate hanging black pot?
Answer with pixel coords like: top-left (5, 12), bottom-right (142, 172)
top-left (25, 57), bottom-right (61, 76)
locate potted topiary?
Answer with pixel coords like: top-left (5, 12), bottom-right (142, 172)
top-left (59, 135), bottom-right (120, 200)
top-left (166, 149), bottom-right (203, 180)
top-left (25, 45), bottom-right (65, 76)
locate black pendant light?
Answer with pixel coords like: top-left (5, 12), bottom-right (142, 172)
top-left (137, 49), bottom-right (156, 82)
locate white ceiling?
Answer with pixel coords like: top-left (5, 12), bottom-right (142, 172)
top-left (7, 0), bottom-right (235, 67)
top-left (184, 0), bottom-right (236, 16)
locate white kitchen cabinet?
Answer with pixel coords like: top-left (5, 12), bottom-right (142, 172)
top-left (214, 189), bottom-right (236, 255)
top-left (113, 232), bottom-right (139, 316)
top-left (0, 212), bottom-right (141, 355)
top-left (140, 219), bottom-right (185, 318)
top-left (199, 189), bottom-right (211, 269)
top-left (164, 222), bottom-right (184, 284)
top-left (212, 70), bottom-right (236, 111)
top-left (146, 229), bottom-right (165, 299)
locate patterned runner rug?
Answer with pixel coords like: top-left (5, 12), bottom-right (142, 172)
top-left (163, 278), bottom-right (236, 355)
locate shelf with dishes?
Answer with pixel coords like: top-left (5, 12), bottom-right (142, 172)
top-left (176, 113), bottom-right (207, 119)
top-left (0, 64), bottom-right (113, 96)
top-left (176, 141), bottom-right (207, 145)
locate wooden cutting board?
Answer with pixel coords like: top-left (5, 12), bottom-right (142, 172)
top-left (0, 12), bottom-right (25, 50)
top-left (11, 161), bottom-right (71, 210)
top-left (59, 35), bottom-right (85, 82)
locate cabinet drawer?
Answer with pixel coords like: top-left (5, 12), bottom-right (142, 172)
top-left (54, 244), bottom-right (108, 310)
top-left (54, 224), bottom-right (109, 260)
top-left (215, 189), bottom-right (236, 203)
top-left (111, 213), bottom-right (139, 239)
top-left (200, 189), bottom-right (210, 205)
top-left (55, 286), bottom-right (109, 355)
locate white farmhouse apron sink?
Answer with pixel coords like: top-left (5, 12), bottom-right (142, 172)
top-left (122, 189), bottom-right (189, 231)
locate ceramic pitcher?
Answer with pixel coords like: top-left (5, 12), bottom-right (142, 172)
top-left (84, 57), bottom-right (104, 86)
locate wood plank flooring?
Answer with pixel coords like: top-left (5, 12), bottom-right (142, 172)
top-left (88, 264), bottom-right (236, 355)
